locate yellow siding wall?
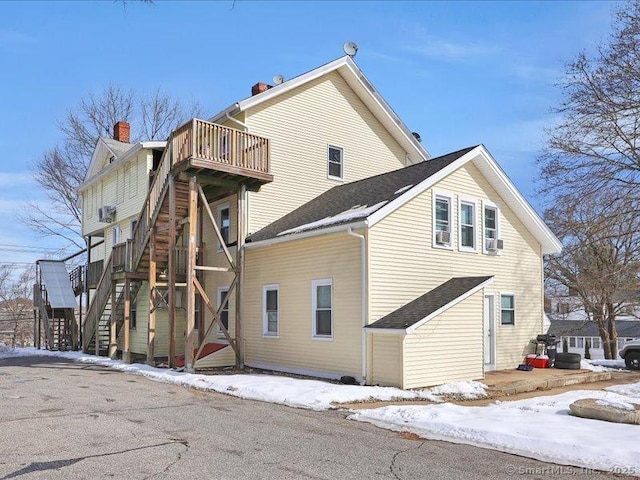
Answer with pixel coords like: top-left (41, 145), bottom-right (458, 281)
top-left (243, 71), bottom-right (408, 234)
top-left (403, 291), bottom-right (484, 389)
top-left (370, 334), bottom-right (403, 387)
top-left (369, 162), bottom-right (543, 371)
top-left (82, 151), bottom-right (152, 261)
top-left (243, 232), bottom-right (363, 378)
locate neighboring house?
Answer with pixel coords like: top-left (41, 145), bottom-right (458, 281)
top-left (0, 298), bottom-right (33, 347)
top-left (548, 319), bottom-right (640, 360)
top-left (76, 55), bottom-right (561, 388)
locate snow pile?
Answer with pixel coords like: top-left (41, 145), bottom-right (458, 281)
top-left (350, 385), bottom-right (640, 473)
top-left (589, 359), bottom-right (627, 370)
top-left (0, 348), bottom-right (466, 410)
top-left (579, 360), bottom-right (609, 372)
top-left (277, 202), bottom-right (387, 236)
top-left (428, 380), bottom-right (487, 399)
top-left (393, 184), bottom-right (414, 195)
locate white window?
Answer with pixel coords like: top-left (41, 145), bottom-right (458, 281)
top-left (482, 202), bottom-right (501, 254)
top-left (217, 204), bottom-right (230, 251)
top-left (591, 337), bottom-right (601, 349)
top-left (500, 294), bottom-right (515, 325)
top-left (262, 284), bottom-right (279, 336)
top-left (112, 226), bottom-right (121, 245)
top-left (433, 191), bottom-right (453, 248)
top-left (328, 145), bottom-right (343, 180)
top-left (459, 199), bottom-right (476, 251)
top-left (130, 220), bottom-right (137, 240)
top-left (312, 279), bottom-right (333, 339)
top-left (577, 337), bottom-right (584, 348)
top-left (217, 287), bottom-right (230, 335)
top-left (569, 337), bottom-right (576, 348)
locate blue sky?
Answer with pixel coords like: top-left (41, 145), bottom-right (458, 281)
top-left (0, 0), bottom-right (617, 266)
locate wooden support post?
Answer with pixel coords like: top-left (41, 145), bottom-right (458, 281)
top-left (147, 227), bottom-right (157, 366)
top-left (109, 281), bottom-right (117, 359)
top-left (168, 176), bottom-right (177, 368)
top-left (185, 176), bottom-right (198, 373)
top-left (123, 278), bottom-right (131, 363)
top-left (235, 183), bottom-right (246, 368)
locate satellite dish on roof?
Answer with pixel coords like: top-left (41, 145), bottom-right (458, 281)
top-left (343, 41), bottom-right (359, 58)
top-left (273, 74), bottom-right (285, 85)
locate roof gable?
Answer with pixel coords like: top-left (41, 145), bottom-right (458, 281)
top-left (85, 137), bottom-right (132, 180)
top-left (210, 56), bottom-right (430, 164)
top-left (365, 276), bottom-right (494, 333)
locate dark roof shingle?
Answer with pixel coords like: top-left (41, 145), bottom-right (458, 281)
top-left (548, 319), bottom-right (640, 338)
top-left (248, 146), bottom-right (477, 242)
top-left (366, 276), bottom-right (493, 330)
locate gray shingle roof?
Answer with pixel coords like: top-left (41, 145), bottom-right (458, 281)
top-left (102, 137), bottom-right (132, 157)
top-left (548, 319), bottom-right (640, 338)
top-left (366, 276), bottom-right (493, 330)
top-left (248, 146), bottom-right (477, 242)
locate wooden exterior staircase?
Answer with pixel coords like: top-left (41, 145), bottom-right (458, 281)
top-left (82, 118), bottom-right (272, 365)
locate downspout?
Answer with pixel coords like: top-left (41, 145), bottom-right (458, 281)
top-left (347, 227), bottom-right (367, 382)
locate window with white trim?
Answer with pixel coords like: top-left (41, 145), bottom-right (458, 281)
top-left (217, 287), bottom-right (229, 335)
top-left (434, 194), bottom-right (452, 247)
top-left (500, 294), bottom-right (515, 325)
top-left (328, 146), bottom-right (343, 180)
top-left (569, 337), bottom-right (576, 348)
top-left (591, 337), bottom-right (601, 349)
top-left (576, 337), bottom-right (584, 349)
top-left (263, 284), bottom-right (279, 336)
top-left (218, 204), bottom-right (230, 251)
top-left (483, 204), bottom-right (500, 253)
top-left (112, 226), bottom-right (121, 246)
top-left (312, 279), bottom-right (333, 338)
top-left (459, 201), bottom-right (476, 250)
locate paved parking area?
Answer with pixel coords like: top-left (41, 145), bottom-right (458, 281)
top-left (0, 356), bottom-right (628, 479)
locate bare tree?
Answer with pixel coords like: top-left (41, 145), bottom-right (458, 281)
top-left (545, 192), bottom-right (640, 358)
top-left (0, 266), bottom-right (35, 348)
top-left (20, 86), bottom-right (199, 252)
top-left (538, 1), bottom-right (640, 199)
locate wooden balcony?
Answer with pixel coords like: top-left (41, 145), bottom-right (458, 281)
top-left (87, 260), bottom-right (104, 289)
top-left (170, 119), bottom-right (273, 191)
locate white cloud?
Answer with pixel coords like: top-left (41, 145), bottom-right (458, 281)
top-left (510, 64), bottom-right (563, 84)
top-left (404, 37), bottom-right (500, 62)
top-left (0, 172), bottom-right (35, 188)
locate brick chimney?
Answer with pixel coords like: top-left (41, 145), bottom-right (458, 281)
top-left (113, 121), bottom-right (130, 143)
top-left (251, 82), bottom-right (272, 96)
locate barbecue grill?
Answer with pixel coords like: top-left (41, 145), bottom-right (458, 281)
top-left (535, 334), bottom-right (559, 365)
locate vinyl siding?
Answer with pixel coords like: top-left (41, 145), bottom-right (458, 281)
top-left (244, 232), bottom-right (363, 378)
top-left (243, 70), bottom-right (408, 235)
top-left (370, 334), bottom-right (403, 387)
top-left (403, 291), bottom-right (484, 388)
top-left (369, 162), bottom-right (543, 371)
top-left (195, 345), bottom-right (235, 368)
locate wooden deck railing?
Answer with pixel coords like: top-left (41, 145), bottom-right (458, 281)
top-left (87, 260), bottom-right (104, 288)
top-left (83, 253), bottom-right (113, 351)
top-left (112, 241), bottom-right (132, 273)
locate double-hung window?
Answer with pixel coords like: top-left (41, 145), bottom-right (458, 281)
top-left (218, 204), bottom-right (230, 251)
top-left (501, 294), bottom-right (515, 325)
top-left (459, 200), bottom-right (476, 250)
top-left (312, 279), bottom-right (333, 338)
top-left (263, 285), bottom-right (279, 336)
top-left (433, 193), bottom-right (452, 247)
top-left (483, 203), bottom-right (500, 253)
top-left (328, 146), bottom-right (343, 180)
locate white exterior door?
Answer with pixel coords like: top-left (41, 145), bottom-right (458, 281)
top-left (484, 295), bottom-right (496, 371)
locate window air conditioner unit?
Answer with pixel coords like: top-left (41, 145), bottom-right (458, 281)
top-left (98, 206), bottom-right (116, 223)
top-left (436, 230), bottom-right (451, 246)
top-left (486, 238), bottom-right (504, 252)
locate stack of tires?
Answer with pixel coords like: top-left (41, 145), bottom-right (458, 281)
top-left (554, 352), bottom-right (581, 370)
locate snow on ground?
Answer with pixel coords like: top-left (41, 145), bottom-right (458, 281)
top-left (589, 359), bottom-right (627, 370)
top-left (0, 347), bottom-right (487, 410)
top-left (350, 386), bottom-right (640, 474)
top-left (429, 380), bottom-right (487, 399)
top-left (579, 359), bottom-right (609, 372)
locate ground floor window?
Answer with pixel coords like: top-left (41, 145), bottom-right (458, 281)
top-left (263, 285), bottom-right (279, 336)
top-left (500, 294), bottom-right (515, 325)
top-left (312, 279), bottom-right (332, 338)
top-left (217, 287), bottom-right (229, 334)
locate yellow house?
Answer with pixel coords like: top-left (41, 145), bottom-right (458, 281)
top-left (76, 56), bottom-right (561, 389)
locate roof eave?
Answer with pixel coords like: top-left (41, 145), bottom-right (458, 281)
top-left (245, 220), bottom-right (368, 250)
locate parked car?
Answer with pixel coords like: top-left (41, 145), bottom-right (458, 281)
top-left (619, 338), bottom-right (640, 370)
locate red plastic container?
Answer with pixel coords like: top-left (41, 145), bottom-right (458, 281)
top-left (525, 354), bottom-right (549, 368)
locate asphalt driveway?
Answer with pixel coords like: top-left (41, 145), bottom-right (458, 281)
top-left (0, 355), bottom-right (628, 479)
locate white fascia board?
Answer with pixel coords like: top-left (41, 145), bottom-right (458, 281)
top-left (363, 327), bottom-right (407, 335)
top-left (140, 141), bottom-right (167, 149)
top-left (405, 277), bottom-right (494, 334)
top-left (245, 221), bottom-right (368, 250)
top-left (472, 145), bottom-right (562, 254)
top-left (367, 146), bottom-right (482, 227)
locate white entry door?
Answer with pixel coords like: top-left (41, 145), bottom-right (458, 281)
top-left (484, 295), bottom-right (496, 371)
